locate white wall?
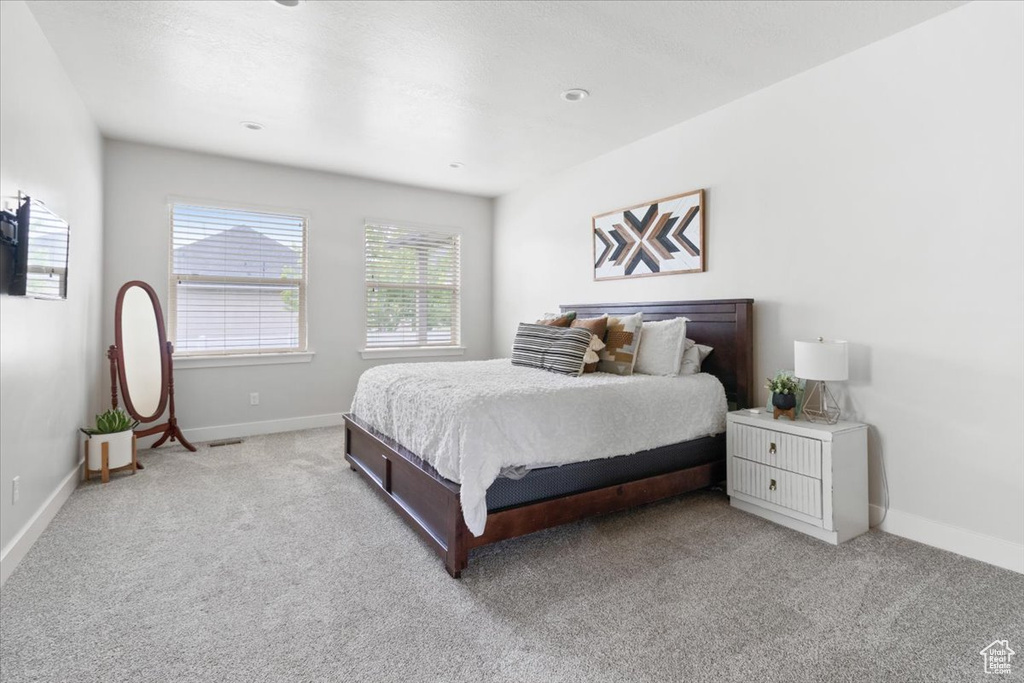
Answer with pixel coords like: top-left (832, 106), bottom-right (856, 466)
top-left (493, 2), bottom-right (1023, 570)
top-left (0, 0), bottom-right (104, 582)
top-left (103, 141), bottom-right (492, 440)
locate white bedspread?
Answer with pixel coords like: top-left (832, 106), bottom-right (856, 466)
top-left (350, 359), bottom-right (727, 536)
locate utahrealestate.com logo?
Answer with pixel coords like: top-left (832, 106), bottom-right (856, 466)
top-left (980, 640), bottom-right (1015, 675)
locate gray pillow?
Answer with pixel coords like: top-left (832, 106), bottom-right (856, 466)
top-left (679, 340), bottom-right (713, 375)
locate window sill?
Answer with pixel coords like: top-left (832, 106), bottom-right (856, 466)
top-left (359, 346), bottom-right (465, 360)
top-left (174, 351), bottom-right (315, 369)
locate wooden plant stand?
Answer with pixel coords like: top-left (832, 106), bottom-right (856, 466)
top-left (84, 434), bottom-right (139, 484)
top-left (773, 407), bottom-right (796, 421)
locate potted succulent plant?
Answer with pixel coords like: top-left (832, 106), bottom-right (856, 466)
top-left (80, 408), bottom-right (138, 475)
top-left (765, 372), bottom-right (800, 411)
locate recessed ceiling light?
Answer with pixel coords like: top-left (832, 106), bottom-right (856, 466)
top-left (561, 88), bottom-right (590, 102)
top-left (274, 0), bottom-right (302, 6)
top-left (449, 162), bottom-right (464, 169)
top-left (241, 121), bottom-right (264, 131)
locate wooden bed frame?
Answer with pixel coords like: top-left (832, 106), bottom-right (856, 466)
top-left (343, 299), bottom-right (753, 577)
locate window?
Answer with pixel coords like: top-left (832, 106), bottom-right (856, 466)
top-left (364, 223), bottom-right (461, 352)
top-left (170, 204), bottom-right (307, 356)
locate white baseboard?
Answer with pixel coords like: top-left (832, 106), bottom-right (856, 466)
top-left (0, 461), bottom-right (81, 588)
top-left (176, 412), bottom-right (346, 446)
top-left (870, 504), bottom-right (1023, 574)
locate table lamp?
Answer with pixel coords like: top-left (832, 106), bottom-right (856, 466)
top-left (794, 338), bottom-right (848, 424)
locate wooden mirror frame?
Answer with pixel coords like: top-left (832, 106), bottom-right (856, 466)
top-left (109, 280), bottom-right (195, 452)
top-left (113, 281), bottom-right (169, 421)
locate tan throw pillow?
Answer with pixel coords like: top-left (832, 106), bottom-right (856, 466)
top-left (536, 312), bottom-right (576, 327)
top-left (582, 334), bottom-right (606, 366)
top-left (571, 315), bottom-right (609, 373)
top-left (598, 312), bottom-right (643, 375)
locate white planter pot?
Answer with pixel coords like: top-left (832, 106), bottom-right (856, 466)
top-left (86, 430), bottom-right (134, 470)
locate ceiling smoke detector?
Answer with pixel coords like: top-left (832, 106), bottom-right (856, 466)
top-left (241, 121), bottom-right (264, 131)
top-left (449, 162), bottom-right (465, 169)
top-left (560, 88), bottom-right (590, 102)
top-left (274, 0), bottom-right (302, 6)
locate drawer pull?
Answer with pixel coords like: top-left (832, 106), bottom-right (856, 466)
top-left (769, 442), bottom-right (777, 454)
top-left (769, 478), bottom-right (777, 491)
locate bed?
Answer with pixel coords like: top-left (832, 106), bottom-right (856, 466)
top-left (343, 299), bottom-right (754, 577)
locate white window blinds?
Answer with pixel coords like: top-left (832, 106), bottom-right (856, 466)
top-left (364, 223), bottom-right (461, 349)
top-left (170, 204), bottom-right (307, 356)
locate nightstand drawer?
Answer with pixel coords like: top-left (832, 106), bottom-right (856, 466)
top-left (730, 423), bottom-right (821, 478)
top-left (731, 458), bottom-right (822, 519)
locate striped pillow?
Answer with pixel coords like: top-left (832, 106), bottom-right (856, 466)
top-left (511, 323), bottom-right (593, 376)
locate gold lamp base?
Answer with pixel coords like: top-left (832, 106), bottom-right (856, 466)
top-left (802, 380), bottom-right (841, 424)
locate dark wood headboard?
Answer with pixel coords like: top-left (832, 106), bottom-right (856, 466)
top-left (559, 299), bottom-right (754, 409)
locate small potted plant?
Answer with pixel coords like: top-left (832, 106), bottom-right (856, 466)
top-left (765, 372), bottom-right (800, 413)
top-left (80, 408), bottom-right (138, 480)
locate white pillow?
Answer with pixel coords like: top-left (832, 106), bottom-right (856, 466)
top-left (634, 318), bottom-right (687, 376)
top-left (679, 340), bottom-right (713, 375)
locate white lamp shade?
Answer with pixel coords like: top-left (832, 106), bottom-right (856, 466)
top-left (794, 339), bottom-right (849, 381)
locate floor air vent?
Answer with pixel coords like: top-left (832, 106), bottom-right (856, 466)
top-left (208, 438), bottom-right (244, 448)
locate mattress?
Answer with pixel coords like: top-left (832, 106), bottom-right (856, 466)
top-left (350, 358), bottom-right (727, 536)
top-left (486, 433), bottom-right (725, 511)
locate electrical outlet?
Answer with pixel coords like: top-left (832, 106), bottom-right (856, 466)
top-left (249, 392), bottom-right (260, 406)
top-left (12, 476), bottom-right (20, 504)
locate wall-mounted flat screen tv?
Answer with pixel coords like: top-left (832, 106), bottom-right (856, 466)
top-left (0, 196), bottom-right (70, 299)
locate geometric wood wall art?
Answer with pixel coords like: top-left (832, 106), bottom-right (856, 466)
top-left (593, 189), bottom-right (704, 281)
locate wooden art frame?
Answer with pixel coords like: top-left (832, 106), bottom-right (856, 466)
top-left (592, 189), bottom-right (705, 281)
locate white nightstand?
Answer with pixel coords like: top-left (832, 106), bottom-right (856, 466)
top-left (726, 410), bottom-right (868, 544)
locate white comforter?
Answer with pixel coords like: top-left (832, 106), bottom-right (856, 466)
top-left (350, 359), bottom-right (727, 536)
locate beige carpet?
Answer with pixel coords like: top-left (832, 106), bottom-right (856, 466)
top-left (1, 427), bottom-right (1021, 682)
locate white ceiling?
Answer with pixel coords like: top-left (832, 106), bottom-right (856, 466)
top-left (27, 0), bottom-right (964, 197)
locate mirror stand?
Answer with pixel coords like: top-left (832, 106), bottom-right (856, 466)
top-left (108, 341), bottom-right (196, 454)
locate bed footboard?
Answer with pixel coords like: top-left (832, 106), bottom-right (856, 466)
top-left (344, 414), bottom-right (471, 577)
top-left (344, 413), bottom-right (725, 578)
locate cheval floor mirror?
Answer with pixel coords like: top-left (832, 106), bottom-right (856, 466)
top-left (108, 280), bottom-right (195, 460)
